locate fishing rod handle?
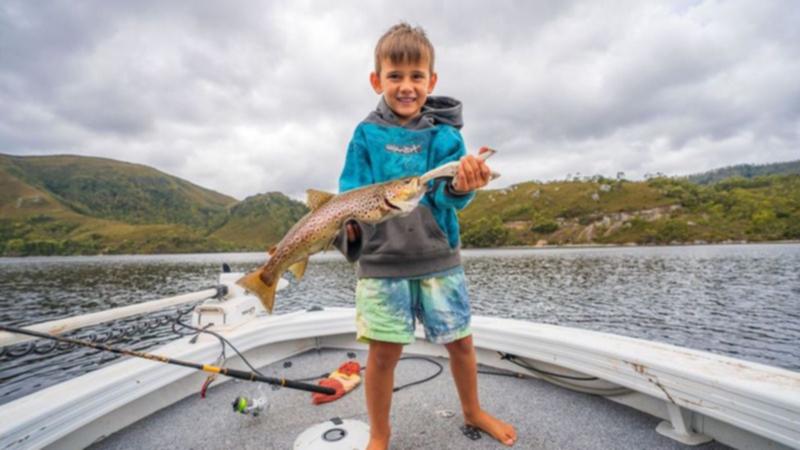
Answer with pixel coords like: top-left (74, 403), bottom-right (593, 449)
top-left (222, 366), bottom-right (336, 395)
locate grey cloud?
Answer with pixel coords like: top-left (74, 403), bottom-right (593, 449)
top-left (1, 0), bottom-right (799, 199)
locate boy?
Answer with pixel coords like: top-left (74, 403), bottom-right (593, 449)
top-left (337, 23), bottom-right (517, 449)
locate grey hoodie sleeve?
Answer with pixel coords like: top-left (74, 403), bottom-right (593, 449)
top-left (333, 220), bottom-right (363, 263)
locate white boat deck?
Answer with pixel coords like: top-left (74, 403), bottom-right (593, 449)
top-left (89, 348), bottom-right (731, 450)
top-left (2, 304), bottom-right (798, 450)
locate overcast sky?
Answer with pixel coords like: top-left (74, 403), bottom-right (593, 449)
top-left (1, 1), bottom-right (798, 200)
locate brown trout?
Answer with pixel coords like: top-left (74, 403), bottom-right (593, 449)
top-left (236, 149), bottom-right (497, 313)
top-left (236, 177), bottom-right (426, 312)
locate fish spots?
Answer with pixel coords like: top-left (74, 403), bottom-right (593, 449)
top-left (250, 177), bottom-right (426, 305)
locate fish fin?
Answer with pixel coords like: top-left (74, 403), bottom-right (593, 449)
top-left (268, 245), bottom-right (277, 256)
top-left (236, 271), bottom-right (277, 313)
top-left (306, 189), bottom-right (336, 211)
top-left (478, 147), bottom-right (497, 161)
top-left (288, 257), bottom-right (309, 281)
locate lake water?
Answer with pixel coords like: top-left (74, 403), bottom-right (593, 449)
top-left (1, 244), bottom-right (799, 405)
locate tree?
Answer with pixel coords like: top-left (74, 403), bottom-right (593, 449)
top-left (462, 216), bottom-right (508, 247)
top-left (531, 222), bottom-right (558, 234)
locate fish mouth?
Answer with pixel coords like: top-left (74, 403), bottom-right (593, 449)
top-left (384, 198), bottom-right (402, 211)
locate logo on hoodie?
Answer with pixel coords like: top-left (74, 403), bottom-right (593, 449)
top-left (385, 144), bottom-right (421, 154)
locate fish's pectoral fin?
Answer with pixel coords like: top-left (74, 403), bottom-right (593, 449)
top-left (288, 257), bottom-right (309, 281)
top-left (236, 271), bottom-right (277, 313)
top-left (306, 189), bottom-right (336, 211)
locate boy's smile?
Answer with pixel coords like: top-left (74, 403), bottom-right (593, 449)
top-left (370, 58), bottom-right (438, 125)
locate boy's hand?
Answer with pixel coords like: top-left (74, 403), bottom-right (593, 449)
top-left (452, 147), bottom-right (492, 194)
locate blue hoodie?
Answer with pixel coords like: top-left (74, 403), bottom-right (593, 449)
top-left (338, 96), bottom-right (475, 279)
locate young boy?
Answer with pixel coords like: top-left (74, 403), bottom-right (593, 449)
top-left (337, 23), bottom-right (517, 449)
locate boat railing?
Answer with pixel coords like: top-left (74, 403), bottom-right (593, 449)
top-left (0, 286), bottom-right (226, 347)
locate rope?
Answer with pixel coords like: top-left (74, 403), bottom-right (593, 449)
top-left (0, 300), bottom-right (202, 359)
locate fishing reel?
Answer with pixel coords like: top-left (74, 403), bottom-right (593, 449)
top-left (231, 395), bottom-right (269, 417)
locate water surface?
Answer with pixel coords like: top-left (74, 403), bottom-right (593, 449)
top-left (1, 244), bottom-right (798, 405)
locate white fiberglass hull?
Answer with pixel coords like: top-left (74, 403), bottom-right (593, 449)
top-left (0, 306), bottom-right (798, 449)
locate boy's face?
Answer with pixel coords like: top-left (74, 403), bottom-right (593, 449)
top-left (370, 57), bottom-right (438, 124)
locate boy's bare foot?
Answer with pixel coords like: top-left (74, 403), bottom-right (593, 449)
top-left (365, 435), bottom-right (390, 450)
top-left (465, 410), bottom-right (517, 446)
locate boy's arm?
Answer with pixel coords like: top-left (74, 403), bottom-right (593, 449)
top-left (428, 127), bottom-right (476, 211)
top-left (334, 126), bottom-right (372, 262)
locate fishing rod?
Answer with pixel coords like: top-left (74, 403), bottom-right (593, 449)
top-left (0, 325), bottom-right (335, 395)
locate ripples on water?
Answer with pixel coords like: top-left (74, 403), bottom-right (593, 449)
top-left (1, 244), bottom-right (798, 405)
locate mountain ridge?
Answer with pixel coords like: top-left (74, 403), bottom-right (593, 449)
top-left (1, 153), bottom-right (798, 255)
top-left (0, 154), bottom-right (308, 255)
top-left (685, 159), bottom-right (800, 184)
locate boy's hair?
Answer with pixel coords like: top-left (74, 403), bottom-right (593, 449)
top-left (374, 22), bottom-right (435, 74)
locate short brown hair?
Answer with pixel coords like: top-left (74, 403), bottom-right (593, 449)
top-left (374, 22), bottom-right (435, 74)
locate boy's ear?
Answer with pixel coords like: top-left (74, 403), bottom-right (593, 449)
top-left (369, 72), bottom-right (383, 94)
top-left (427, 72), bottom-right (438, 94)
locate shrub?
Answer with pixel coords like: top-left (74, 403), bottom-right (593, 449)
top-left (531, 222), bottom-right (559, 234)
top-left (462, 216), bottom-right (508, 247)
top-left (783, 221), bottom-right (800, 240)
top-left (655, 220), bottom-right (690, 243)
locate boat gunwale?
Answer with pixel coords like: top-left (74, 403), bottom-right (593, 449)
top-left (0, 307), bottom-right (797, 449)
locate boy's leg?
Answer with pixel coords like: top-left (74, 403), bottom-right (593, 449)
top-left (355, 277), bottom-right (416, 450)
top-left (417, 270), bottom-right (517, 446)
top-left (365, 340), bottom-right (403, 450)
top-left (445, 335), bottom-right (517, 446)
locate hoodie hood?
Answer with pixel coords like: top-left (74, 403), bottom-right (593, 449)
top-left (366, 96), bottom-right (463, 130)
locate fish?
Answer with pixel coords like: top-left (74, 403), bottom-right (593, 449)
top-left (236, 150), bottom-right (498, 313)
top-left (236, 177), bottom-right (426, 312)
top-left (419, 148), bottom-right (500, 184)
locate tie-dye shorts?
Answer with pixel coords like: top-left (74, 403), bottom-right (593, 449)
top-left (355, 267), bottom-right (472, 345)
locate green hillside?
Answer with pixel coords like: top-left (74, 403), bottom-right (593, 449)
top-left (211, 192), bottom-right (309, 251)
top-left (0, 154), bottom-right (307, 256)
top-left (1, 154), bottom-right (236, 229)
top-left (686, 160), bottom-right (800, 184)
top-left (2, 153), bottom-right (799, 256)
top-left (458, 175), bottom-right (800, 247)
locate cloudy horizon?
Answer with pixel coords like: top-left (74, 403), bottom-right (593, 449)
top-left (1, 1), bottom-right (798, 200)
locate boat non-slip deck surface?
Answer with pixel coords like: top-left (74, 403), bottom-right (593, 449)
top-left (90, 348), bottom-right (731, 450)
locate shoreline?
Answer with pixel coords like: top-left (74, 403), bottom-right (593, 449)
top-left (1, 240), bottom-right (800, 260)
top-left (485, 239), bottom-right (800, 251)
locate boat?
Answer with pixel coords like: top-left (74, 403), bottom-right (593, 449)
top-left (0, 267), bottom-right (798, 450)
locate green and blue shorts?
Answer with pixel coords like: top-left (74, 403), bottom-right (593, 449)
top-left (355, 267), bottom-right (472, 345)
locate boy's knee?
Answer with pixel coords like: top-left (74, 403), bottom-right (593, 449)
top-left (369, 341), bottom-right (403, 370)
top-left (444, 335), bottom-right (473, 356)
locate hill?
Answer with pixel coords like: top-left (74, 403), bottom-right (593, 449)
top-left (686, 160), bottom-right (800, 184)
top-left (458, 175), bottom-right (800, 247)
top-left (211, 192), bottom-right (309, 251)
top-left (0, 154), bottom-right (307, 256)
top-left (2, 153), bottom-right (799, 255)
top-left (1, 154), bottom-right (236, 229)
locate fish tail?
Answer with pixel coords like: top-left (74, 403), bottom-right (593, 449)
top-left (236, 270), bottom-right (277, 313)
